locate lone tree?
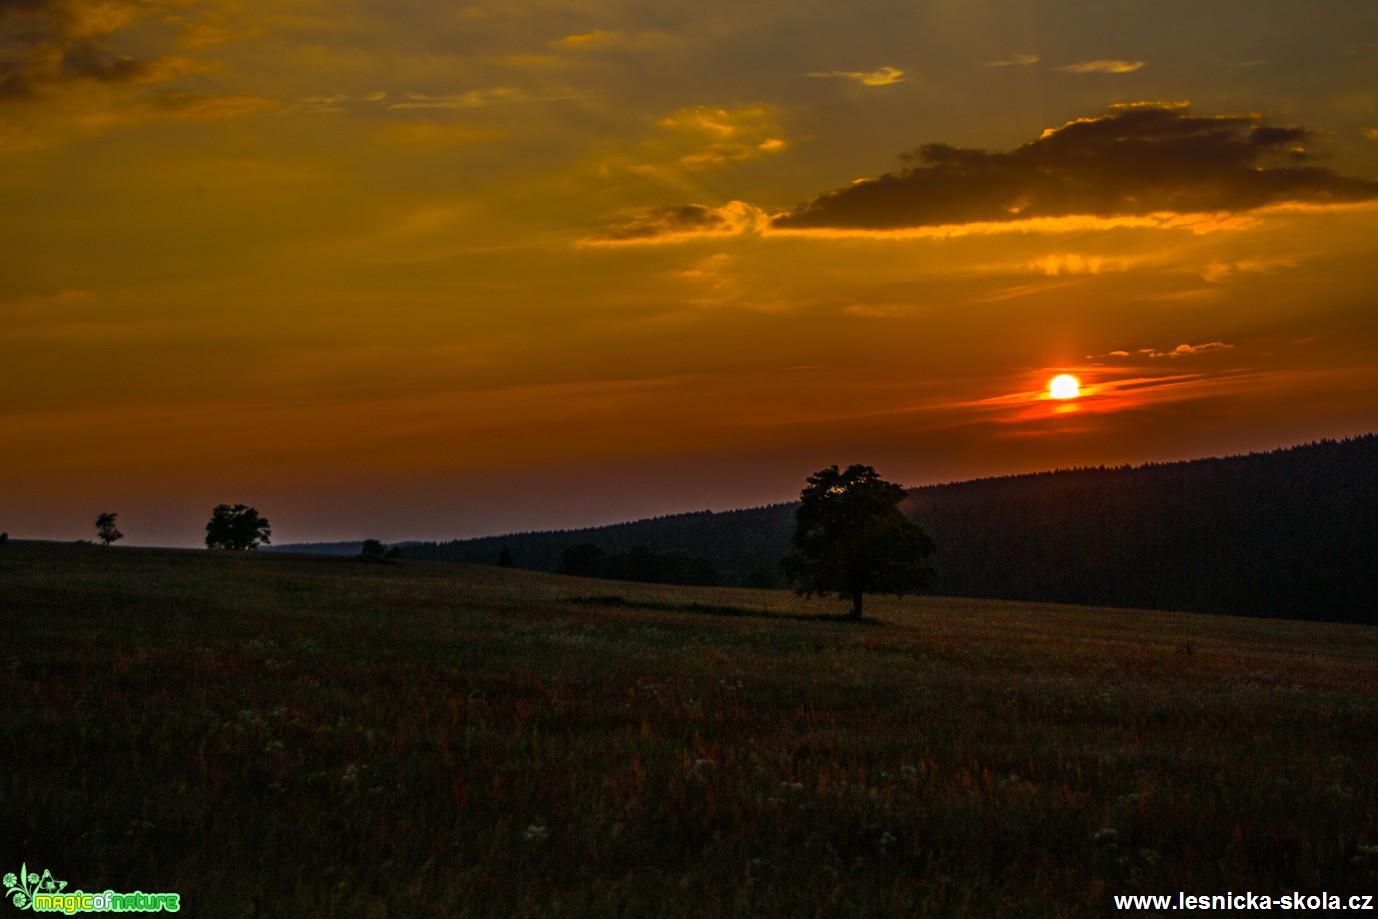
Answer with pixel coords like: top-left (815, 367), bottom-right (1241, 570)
top-left (95, 512), bottom-right (123, 546)
top-left (204, 504), bottom-right (271, 550)
top-left (783, 464), bottom-right (935, 619)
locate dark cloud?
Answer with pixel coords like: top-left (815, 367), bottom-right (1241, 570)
top-left (0, 0), bottom-right (180, 99)
top-left (773, 104), bottom-right (1378, 231)
top-left (601, 205), bottom-right (726, 241)
top-left (590, 202), bottom-right (767, 243)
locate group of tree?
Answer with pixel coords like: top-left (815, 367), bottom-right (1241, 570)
top-left (77, 437), bottom-right (1377, 624)
top-left (904, 436), bottom-right (1378, 622)
top-left (402, 505), bottom-right (795, 585)
top-left (546, 464), bottom-right (934, 617)
top-left (358, 539), bottom-right (401, 562)
top-left (82, 505), bottom-right (272, 550)
top-left (394, 435), bottom-right (1378, 623)
top-left (204, 504), bottom-right (271, 550)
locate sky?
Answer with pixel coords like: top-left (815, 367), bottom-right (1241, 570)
top-left (3, 0), bottom-right (1378, 547)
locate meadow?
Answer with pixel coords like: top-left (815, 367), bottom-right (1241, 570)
top-left (1, 541), bottom-right (1375, 917)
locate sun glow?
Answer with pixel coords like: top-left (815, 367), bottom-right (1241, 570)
top-left (1049, 374), bottom-right (1081, 399)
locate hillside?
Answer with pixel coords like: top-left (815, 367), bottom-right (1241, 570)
top-left (2, 542), bottom-right (1375, 916)
top-left (383, 436), bottom-right (1378, 623)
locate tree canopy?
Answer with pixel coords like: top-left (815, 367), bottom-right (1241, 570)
top-left (204, 504), bottom-right (271, 551)
top-left (95, 512), bottom-right (123, 546)
top-left (783, 464), bottom-right (935, 619)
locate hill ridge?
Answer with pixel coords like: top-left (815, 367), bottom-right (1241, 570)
top-left (279, 434), bottom-right (1378, 623)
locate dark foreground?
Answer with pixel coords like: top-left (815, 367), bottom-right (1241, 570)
top-left (1, 541), bottom-right (1375, 917)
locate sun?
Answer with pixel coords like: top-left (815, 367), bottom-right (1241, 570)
top-left (1049, 374), bottom-right (1081, 400)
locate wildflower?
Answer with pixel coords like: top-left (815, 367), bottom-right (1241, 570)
top-left (523, 825), bottom-right (549, 842)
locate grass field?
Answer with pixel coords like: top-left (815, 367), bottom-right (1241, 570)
top-left (2, 541), bottom-right (1376, 917)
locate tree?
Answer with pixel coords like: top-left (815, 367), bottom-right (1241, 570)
top-left (204, 504), bottom-right (271, 550)
top-left (95, 512), bottom-right (123, 546)
top-left (359, 539), bottom-right (386, 560)
top-left (497, 546), bottom-right (515, 567)
top-left (783, 464), bottom-right (935, 619)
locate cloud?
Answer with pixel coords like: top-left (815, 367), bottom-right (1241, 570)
top-left (140, 91), bottom-right (280, 119)
top-left (805, 66), bottom-right (906, 86)
top-left (550, 29), bottom-right (623, 48)
top-left (1028, 253), bottom-right (1136, 275)
top-left (585, 201), bottom-right (768, 244)
top-left (1054, 59), bottom-right (1145, 74)
top-left (635, 104), bottom-right (786, 171)
top-left (771, 104), bottom-right (1378, 231)
top-left (0, 0), bottom-right (195, 100)
top-left (986, 54), bottom-right (1039, 68)
top-left (1089, 342), bottom-right (1235, 360)
top-left (1199, 255), bottom-right (1297, 282)
top-left (1147, 342), bottom-right (1235, 358)
top-left (388, 88), bottom-right (528, 110)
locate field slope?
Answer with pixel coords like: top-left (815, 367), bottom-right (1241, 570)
top-left (2, 542), bottom-right (1375, 917)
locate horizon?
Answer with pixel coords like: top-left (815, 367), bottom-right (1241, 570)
top-left (4, 0), bottom-right (1377, 549)
top-left (9, 431), bottom-right (1370, 550)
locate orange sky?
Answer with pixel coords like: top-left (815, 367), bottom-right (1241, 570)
top-left (3, 0), bottom-right (1378, 546)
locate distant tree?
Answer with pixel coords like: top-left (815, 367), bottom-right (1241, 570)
top-left (783, 464), bottom-right (935, 619)
top-left (556, 543), bottom-right (604, 578)
top-left (359, 538), bottom-right (386, 560)
top-left (601, 546), bottom-right (659, 582)
top-left (204, 504), bottom-right (271, 551)
top-left (650, 549), bottom-right (720, 586)
top-left (95, 512), bottom-right (123, 546)
top-left (497, 546), bottom-right (515, 567)
top-left (0, 532), bottom-right (8, 545)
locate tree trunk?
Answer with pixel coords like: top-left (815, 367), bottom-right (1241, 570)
top-left (849, 591), bottom-right (863, 619)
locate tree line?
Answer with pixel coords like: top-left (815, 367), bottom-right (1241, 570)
top-left (403, 436), bottom-right (1378, 623)
top-left (60, 505), bottom-right (274, 551)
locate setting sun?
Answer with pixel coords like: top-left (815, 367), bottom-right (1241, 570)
top-left (1049, 374), bottom-right (1082, 400)
top-left (1, 0), bottom-right (1375, 550)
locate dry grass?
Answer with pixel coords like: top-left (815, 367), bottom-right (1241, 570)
top-left (2, 541), bottom-right (1375, 917)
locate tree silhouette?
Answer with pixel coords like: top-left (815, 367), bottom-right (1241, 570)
top-left (95, 512), bottom-right (123, 546)
top-left (204, 504), bottom-right (271, 550)
top-left (783, 464), bottom-right (935, 619)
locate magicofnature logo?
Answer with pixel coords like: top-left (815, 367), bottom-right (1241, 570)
top-left (4, 864), bottom-right (180, 914)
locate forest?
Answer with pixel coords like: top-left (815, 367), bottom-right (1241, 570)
top-left (378, 436), bottom-right (1378, 623)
